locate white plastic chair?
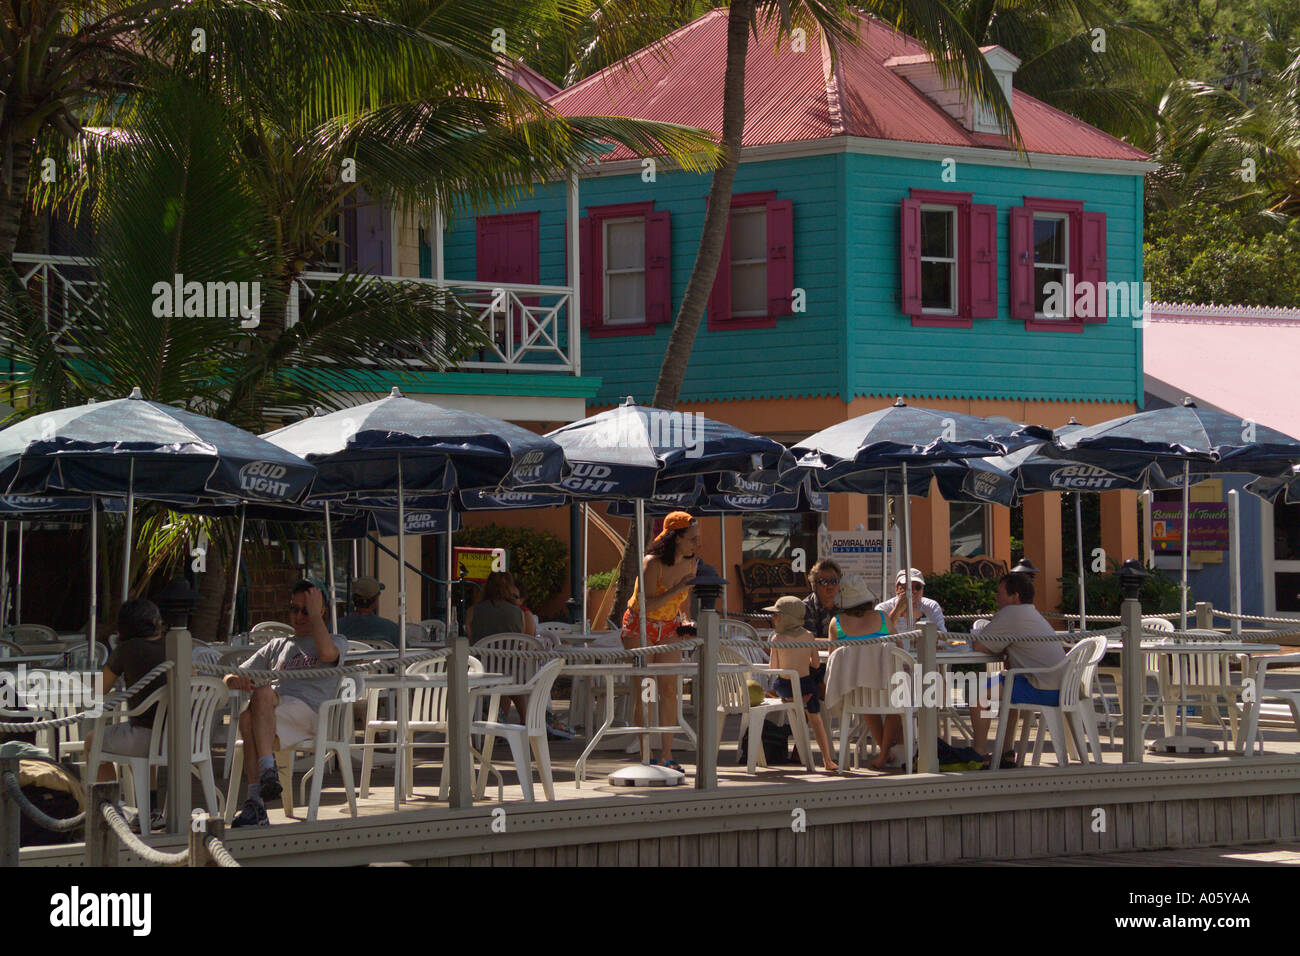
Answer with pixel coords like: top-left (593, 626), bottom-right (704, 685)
top-left (249, 621), bottom-right (294, 643)
top-left (472, 658), bottom-right (566, 802)
top-left (1057, 636), bottom-right (1109, 762)
top-left (1239, 652), bottom-right (1300, 755)
top-left (0, 637), bottom-right (22, 657)
top-left (717, 647), bottom-right (814, 773)
top-left (3, 624), bottom-right (60, 651)
top-left (223, 690), bottom-right (358, 823)
top-left (1154, 631), bottom-right (1240, 745)
top-left (971, 618), bottom-right (991, 634)
top-left (833, 645), bottom-right (917, 774)
top-left (539, 621), bottom-right (577, 639)
top-left (358, 655), bottom-right (494, 800)
top-left (992, 639), bottom-right (1093, 768)
top-left (721, 619), bottom-right (760, 642)
top-left (472, 633), bottom-right (542, 687)
top-left (86, 677), bottom-right (227, 821)
top-left (61, 642), bottom-right (108, 670)
top-left (404, 621), bottom-right (428, 644)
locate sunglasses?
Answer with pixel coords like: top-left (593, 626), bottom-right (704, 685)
top-left (814, 578), bottom-right (840, 587)
top-left (898, 582), bottom-right (923, 591)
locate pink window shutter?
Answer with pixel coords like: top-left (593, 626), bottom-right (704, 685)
top-left (899, 198), bottom-right (922, 316)
top-left (969, 203), bottom-right (998, 318)
top-left (1080, 211), bottom-right (1108, 322)
top-left (578, 217), bottom-right (597, 328)
top-left (645, 210), bottom-right (672, 324)
top-left (765, 199), bottom-right (794, 317)
top-left (1009, 206), bottom-right (1035, 320)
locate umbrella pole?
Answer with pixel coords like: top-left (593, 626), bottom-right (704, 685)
top-left (323, 501), bottom-right (337, 634)
top-left (0, 520), bottom-right (7, 630)
top-left (581, 503), bottom-right (589, 629)
top-left (881, 486), bottom-right (890, 610)
top-left (1181, 461), bottom-right (1190, 629)
top-left (396, 458), bottom-right (407, 810)
top-left (121, 460), bottom-right (135, 603)
top-left (901, 463), bottom-right (914, 632)
top-left (720, 515), bottom-right (728, 620)
top-left (635, 498), bottom-right (649, 763)
top-left (1076, 494), bottom-right (1087, 631)
top-left (226, 505), bottom-right (246, 641)
top-left (88, 497), bottom-right (98, 657)
top-left (14, 522), bottom-right (22, 626)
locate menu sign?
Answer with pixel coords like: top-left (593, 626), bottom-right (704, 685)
top-left (1152, 505), bottom-right (1229, 552)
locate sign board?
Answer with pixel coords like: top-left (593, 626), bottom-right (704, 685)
top-left (1151, 505), bottom-right (1230, 552)
top-left (817, 529), bottom-right (897, 588)
top-left (453, 546), bottom-right (507, 583)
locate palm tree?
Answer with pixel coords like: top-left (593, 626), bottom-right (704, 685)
top-left (600, 0), bottom-right (1021, 614)
top-left (3, 0), bottom-right (721, 637)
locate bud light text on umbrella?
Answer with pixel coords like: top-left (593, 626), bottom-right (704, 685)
top-left (1048, 464), bottom-right (1123, 489)
top-left (238, 461), bottom-right (291, 498)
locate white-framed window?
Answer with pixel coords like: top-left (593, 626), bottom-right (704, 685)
top-left (603, 216), bottom-right (646, 325)
top-left (920, 204), bottom-right (959, 314)
top-left (1033, 212), bottom-right (1069, 318)
top-left (729, 206), bottom-right (767, 318)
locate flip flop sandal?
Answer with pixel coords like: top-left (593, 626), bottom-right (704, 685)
top-left (662, 760), bottom-right (685, 773)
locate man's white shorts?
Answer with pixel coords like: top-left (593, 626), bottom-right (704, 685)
top-left (101, 722), bottom-right (153, 757)
top-left (273, 694), bottom-right (318, 749)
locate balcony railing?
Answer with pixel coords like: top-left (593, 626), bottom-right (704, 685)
top-left (10, 255), bottom-right (580, 376)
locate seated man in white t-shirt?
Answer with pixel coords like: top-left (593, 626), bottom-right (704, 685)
top-left (224, 580), bottom-right (348, 827)
top-left (969, 573), bottom-right (1065, 764)
top-left (875, 568), bottom-right (946, 632)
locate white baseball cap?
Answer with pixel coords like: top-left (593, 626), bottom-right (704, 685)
top-left (896, 568), bottom-right (925, 586)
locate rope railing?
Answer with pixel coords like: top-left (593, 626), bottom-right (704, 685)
top-left (1214, 609), bottom-right (1300, 626)
top-left (193, 647), bottom-right (451, 683)
top-left (204, 833), bottom-right (241, 868)
top-left (1, 770), bottom-right (85, 831)
top-left (0, 661), bottom-right (176, 733)
top-left (100, 804), bottom-right (189, 866)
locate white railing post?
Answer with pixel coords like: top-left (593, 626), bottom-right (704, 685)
top-left (567, 169), bottom-right (582, 376)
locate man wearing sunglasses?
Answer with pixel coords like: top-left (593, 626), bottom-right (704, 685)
top-left (225, 580), bottom-right (348, 827)
top-left (875, 568), bottom-right (947, 633)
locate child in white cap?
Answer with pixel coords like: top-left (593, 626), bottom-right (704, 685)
top-left (765, 595), bottom-right (837, 772)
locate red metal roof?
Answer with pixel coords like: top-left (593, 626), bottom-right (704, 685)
top-left (549, 10), bottom-right (1150, 163)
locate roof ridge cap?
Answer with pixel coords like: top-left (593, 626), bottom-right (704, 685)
top-left (820, 30), bottom-right (846, 137)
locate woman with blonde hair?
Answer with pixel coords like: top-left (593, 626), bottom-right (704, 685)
top-left (620, 510), bottom-right (700, 772)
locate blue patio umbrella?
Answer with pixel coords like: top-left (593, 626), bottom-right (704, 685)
top-left (535, 399), bottom-right (793, 648)
top-left (791, 399), bottom-right (1048, 627)
top-left (612, 476), bottom-right (828, 619)
top-left (932, 422), bottom-right (1180, 627)
top-left (261, 388), bottom-right (567, 809)
top-left (1048, 398), bottom-right (1300, 626)
top-left (0, 389), bottom-right (317, 653)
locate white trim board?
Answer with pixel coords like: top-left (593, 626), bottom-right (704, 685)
top-left (572, 135), bottom-right (1157, 182)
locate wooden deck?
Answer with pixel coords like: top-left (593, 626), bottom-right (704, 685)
top-left (20, 703), bottom-right (1300, 867)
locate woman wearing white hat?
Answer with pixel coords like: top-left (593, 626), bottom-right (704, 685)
top-left (825, 574), bottom-right (908, 771)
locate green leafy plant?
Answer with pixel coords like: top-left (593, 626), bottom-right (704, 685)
top-left (453, 524), bottom-right (567, 611)
top-left (921, 572), bottom-right (999, 622)
top-left (586, 568), bottom-right (617, 591)
top-left (1059, 560), bottom-right (1183, 616)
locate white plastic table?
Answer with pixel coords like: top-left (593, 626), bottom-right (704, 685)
top-left (1104, 639), bottom-right (1280, 748)
top-left (563, 661), bottom-right (750, 784)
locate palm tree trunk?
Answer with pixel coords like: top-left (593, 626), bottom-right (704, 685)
top-left (0, 138), bottom-right (34, 260)
top-left (613, 0), bottom-right (756, 618)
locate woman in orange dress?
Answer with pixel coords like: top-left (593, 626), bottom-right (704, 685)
top-left (620, 510), bottom-right (701, 772)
